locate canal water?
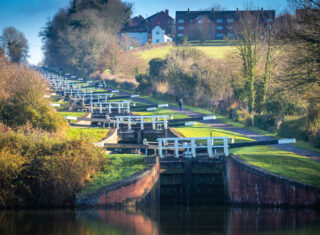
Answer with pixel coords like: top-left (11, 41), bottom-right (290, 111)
top-left (1, 206), bottom-right (319, 235)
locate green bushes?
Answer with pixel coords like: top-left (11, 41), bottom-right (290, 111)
top-left (0, 62), bottom-right (67, 133)
top-left (278, 116), bottom-right (308, 141)
top-left (0, 129), bottom-right (106, 207)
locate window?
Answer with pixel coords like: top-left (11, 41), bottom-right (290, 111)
top-left (190, 19), bottom-right (193, 23)
top-left (156, 39), bottom-right (159, 43)
top-left (216, 19), bottom-right (223, 23)
top-left (178, 33), bottom-right (183, 37)
top-left (156, 31), bottom-right (160, 35)
top-left (227, 19), bottom-right (233, 23)
top-left (216, 33), bottom-right (223, 38)
top-left (178, 26), bottom-right (184, 30)
top-left (217, 26), bottom-right (223, 30)
top-left (266, 18), bottom-right (273, 23)
top-left (226, 33), bottom-right (233, 38)
top-left (178, 19), bottom-right (184, 23)
top-left (198, 19), bottom-right (203, 24)
top-left (227, 26), bottom-right (232, 30)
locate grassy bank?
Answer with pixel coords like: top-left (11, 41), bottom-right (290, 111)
top-left (231, 146), bottom-right (320, 187)
top-left (81, 154), bottom-right (146, 194)
top-left (135, 45), bottom-right (235, 63)
top-left (67, 127), bottom-right (109, 142)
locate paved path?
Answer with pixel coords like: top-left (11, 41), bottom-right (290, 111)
top-left (130, 95), bottom-right (320, 162)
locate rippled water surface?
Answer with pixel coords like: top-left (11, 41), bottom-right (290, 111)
top-left (1, 206), bottom-right (319, 235)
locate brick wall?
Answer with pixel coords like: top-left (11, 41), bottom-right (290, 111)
top-left (76, 157), bottom-right (160, 208)
top-left (227, 155), bottom-right (320, 207)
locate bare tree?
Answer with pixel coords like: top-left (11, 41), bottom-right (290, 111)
top-left (1, 27), bottom-right (28, 63)
top-left (192, 16), bottom-right (214, 44)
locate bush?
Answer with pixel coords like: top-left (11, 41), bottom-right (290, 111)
top-left (0, 63), bottom-right (67, 133)
top-left (278, 116), bottom-right (308, 141)
top-left (0, 129), bottom-right (106, 207)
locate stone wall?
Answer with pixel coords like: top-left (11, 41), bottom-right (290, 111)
top-left (227, 154), bottom-right (320, 207)
top-left (76, 157), bottom-right (160, 208)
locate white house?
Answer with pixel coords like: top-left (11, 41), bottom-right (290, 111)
top-left (120, 32), bottom-right (148, 46)
top-left (152, 25), bottom-right (172, 44)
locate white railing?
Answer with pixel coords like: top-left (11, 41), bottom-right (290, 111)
top-left (116, 115), bottom-right (168, 130)
top-left (157, 137), bottom-right (230, 158)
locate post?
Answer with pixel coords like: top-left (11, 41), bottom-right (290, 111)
top-left (128, 117), bottom-right (132, 130)
top-left (175, 139), bottom-right (179, 158)
top-left (152, 117), bottom-right (155, 130)
top-left (191, 139), bottom-right (196, 158)
top-left (140, 116), bottom-right (144, 130)
top-left (223, 137), bottom-right (229, 157)
top-left (99, 103), bottom-right (102, 114)
top-left (158, 140), bottom-right (163, 158)
top-left (116, 117), bottom-right (120, 129)
top-left (164, 116), bottom-right (168, 129)
top-left (108, 103), bottom-right (111, 114)
top-left (207, 138), bottom-right (213, 158)
top-left (118, 103), bottom-right (121, 114)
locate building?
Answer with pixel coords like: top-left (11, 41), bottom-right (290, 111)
top-left (176, 9), bottom-right (275, 40)
top-left (120, 9), bottom-right (174, 46)
top-left (152, 25), bottom-right (173, 44)
top-left (120, 25), bottom-right (148, 46)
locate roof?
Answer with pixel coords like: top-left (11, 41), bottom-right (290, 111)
top-left (121, 25), bottom-right (147, 33)
top-left (176, 10), bottom-right (275, 20)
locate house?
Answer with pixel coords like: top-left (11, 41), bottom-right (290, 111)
top-left (120, 9), bottom-right (174, 46)
top-left (152, 25), bottom-right (173, 44)
top-left (120, 25), bottom-right (148, 46)
top-left (176, 8), bottom-right (275, 40)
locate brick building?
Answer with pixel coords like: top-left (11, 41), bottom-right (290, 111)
top-left (121, 9), bottom-right (174, 45)
top-left (176, 9), bottom-right (275, 40)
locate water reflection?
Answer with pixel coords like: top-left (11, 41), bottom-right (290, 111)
top-left (0, 207), bottom-right (319, 235)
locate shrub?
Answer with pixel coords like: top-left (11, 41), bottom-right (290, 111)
top-left (278, 116), bottom-right (308, 141)
top-left (0, 129), bottom-right (106, 207)
top-left (0, 63), bottom-right (67, 133)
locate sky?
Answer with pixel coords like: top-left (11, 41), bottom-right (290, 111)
top-left (0, 0), bottom-right (288, 65)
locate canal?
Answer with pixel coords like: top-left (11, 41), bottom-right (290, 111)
top-left (1, 206), bottom-right (319, 235)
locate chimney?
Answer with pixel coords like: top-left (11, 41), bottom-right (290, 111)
top-left (236, 8), bottom-right (239, 12)
top-left (261, 7), bottom-right (264, 11)
top-left (212, 8), bottom-right (215, 12)
top-left (188, 8), bottom-right (190, 13)
top-left (165, 9), bottom-right (169, 15)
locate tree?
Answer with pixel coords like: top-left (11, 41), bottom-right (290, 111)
top-left (1, 27), bottom-right (28, 63)
top-left (40, 0), bottom-right (132, 75)
top-left (192, 16), bottom-right (214, 44)
top-left (233, 12), bottom-right (262, 118)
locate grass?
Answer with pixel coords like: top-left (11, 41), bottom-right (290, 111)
top-left (57, 111), bottom-right (85, 124)
top-left (135, 45), bottom-right (236, 64)
top-left (135, 45), bottom-right (173, 62)
top-left (134, 108), bottom-right (189, 120)
top-left (175, 123), bottom-right (253, 143)
top-left (67, 127), bottom-right (109, 142)
top-left (231, 146), bottom-right (320, 187)
top-left (81, 154), bottom-right (146, 194)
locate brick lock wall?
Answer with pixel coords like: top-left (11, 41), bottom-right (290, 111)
top-left (227, 155), bottom-right (320, 207)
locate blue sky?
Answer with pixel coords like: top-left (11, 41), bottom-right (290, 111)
top-left (0, 0), bottom-right (288, 65)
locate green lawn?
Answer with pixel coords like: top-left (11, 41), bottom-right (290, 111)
top-left (175, 123), bottom-right (253, 143)
top-left (67, 127), bottom-right (109, 142)
top-left (231, 146), bottom-right (320, 187)
top-left (135, 45), bottom-right (236, 64)
top-left (134, 108), bottom-right (189, 119)
top-left (80, 154), bottom-right (146, 194)
top-left (135, 45), bottom-right (173, 62)
top-left (57, 111), bottom-right (85, 124)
